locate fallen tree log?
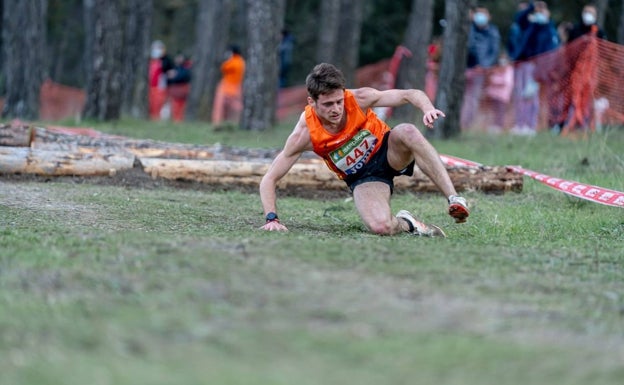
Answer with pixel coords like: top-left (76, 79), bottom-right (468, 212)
top-left (30, 126), bottom-right (289, 160)
top-left (0, 147), bottom-right (135, 176)
top-left (139, 158), bottom-right (522, 193)
top-left (0, 123), bottom-right (280, 160)
top-left (0, 123), bottom-right (523, 193)
top-left (0, 123), bottom-right (32, 146)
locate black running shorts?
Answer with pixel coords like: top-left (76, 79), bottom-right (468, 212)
top-left (345, 131), bottom-right (415, 194)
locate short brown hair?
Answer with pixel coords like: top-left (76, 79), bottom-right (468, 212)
top-left (305, 63), bottom-right (346, 100)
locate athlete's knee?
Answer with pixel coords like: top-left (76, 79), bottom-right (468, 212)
top-left (367, 218), bottom-right (395, 235)
top-left (393, 123), bottom-right (425, 142)
top-left (394, 122), bottom-right (417, 131)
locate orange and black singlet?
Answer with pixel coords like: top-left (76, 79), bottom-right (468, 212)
top-left (305, 90), bottom-right (391, 180)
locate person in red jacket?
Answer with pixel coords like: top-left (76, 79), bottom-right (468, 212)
top-left (259, 63), bottom-right (469, 237)
top-left (148, 40), bottom-right (173, 121)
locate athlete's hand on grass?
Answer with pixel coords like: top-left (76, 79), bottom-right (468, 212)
top-left (261, 221), bottom-right (289, 232)
top-left (423, 109), bottom-right (445, 129)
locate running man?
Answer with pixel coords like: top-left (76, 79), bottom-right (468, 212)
top-left (259, 63), bottom-right (469, 237)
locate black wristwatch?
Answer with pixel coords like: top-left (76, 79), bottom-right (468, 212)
top-left (265, 212), bottom-right (279, 223)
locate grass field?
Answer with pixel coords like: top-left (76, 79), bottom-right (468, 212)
top-left (1, 118), bottom-right (624, 384)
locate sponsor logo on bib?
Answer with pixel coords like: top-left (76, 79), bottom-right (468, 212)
top-left (329, 130), bottom-right (377, 175)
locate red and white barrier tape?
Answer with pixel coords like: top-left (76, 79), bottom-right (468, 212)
top-left (440, 154), bottom-right (624, 208)
top-left (439, 154), bottom-right (483, 168)
top-left (506, 165), bottom-right (624, 208)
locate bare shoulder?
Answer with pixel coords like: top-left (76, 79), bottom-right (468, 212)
top-left (350, 87), bottom-right (380, 101)
top-left (350, 87), bottom-right (383, 110)
top-left (283, 112), bottom-right (313, 155)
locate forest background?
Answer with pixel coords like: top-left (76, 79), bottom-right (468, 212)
top-left (1, 0), bottom-right (624, 136)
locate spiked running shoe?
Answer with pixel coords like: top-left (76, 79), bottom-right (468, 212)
top-left (448, 195), bottom-right (469, 223)
top-left (396, 210), bottom-right (446, 237)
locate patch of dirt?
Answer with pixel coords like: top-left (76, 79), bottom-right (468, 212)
top-left (0, 167), bottom-right (351, 201)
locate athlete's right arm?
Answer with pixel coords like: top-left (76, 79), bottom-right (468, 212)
top-left (259, 113), bottom-right (313, 231)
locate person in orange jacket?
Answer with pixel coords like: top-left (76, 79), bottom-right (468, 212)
top-left (212, 45), bottom-right (246, 127)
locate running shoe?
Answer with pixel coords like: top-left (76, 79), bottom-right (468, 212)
top-left (448, 195), bottom-right (469, 223)
top-left (396, 210), bottom-right (446, 237)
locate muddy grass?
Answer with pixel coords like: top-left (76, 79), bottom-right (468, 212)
top-left (0, 165), bottom-right (351, 201)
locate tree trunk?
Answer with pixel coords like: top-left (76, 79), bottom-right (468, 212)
top-left (241, 0), bottom-right (285, 131)
top-left (434, 0), bottom-right (472, 139)
top-left (49, 0), bottom-right (84, 88)
top-left (0, 0), bottom-right (3, 88)
top-left (82, 0), bottom-right (124, 121)
top-left (1, 0), bottom-right (48, 120)
top-left (186, 0), bottom-right (232, 122)
top-left (332, 0), bottom-right (364, 87)
top-left (595, 0), bottom-right (608, 29)
top-left (618, 0), bottom-right (624, 45)
top-left (120, 0), bottom-right (152, 119)
top-left (315, 0), bottom-right (341, 65)
top-left (393, 0), bottom-right (434, 123)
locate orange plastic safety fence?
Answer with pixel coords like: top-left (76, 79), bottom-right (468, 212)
top-left (457, 33), bottom-right (624, 135)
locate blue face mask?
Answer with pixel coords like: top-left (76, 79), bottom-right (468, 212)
top-left (532, 12), bottom-right (549, 24)
top-left (473, 12), bottom-right (488, 27)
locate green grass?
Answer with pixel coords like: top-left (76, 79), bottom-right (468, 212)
top-left (1, 119), bottom-right (624, 384)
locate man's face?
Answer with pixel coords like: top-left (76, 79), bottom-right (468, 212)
top-left (309, 89), bottom-right (345, 125)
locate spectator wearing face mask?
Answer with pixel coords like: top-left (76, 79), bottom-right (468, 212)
top-left (148, 40), bottom-right (174, 121)
top-left (461, 6), bottom-right (500, 131)
top-left (554, 4), bottom-right (607, 135)
top-left (568, 4), bottom-right (606, 42)
top-left (508, 1), bottom-right (560, 135)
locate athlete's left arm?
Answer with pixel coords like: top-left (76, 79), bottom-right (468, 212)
top-left (351, 87), bottom-right (445, 128)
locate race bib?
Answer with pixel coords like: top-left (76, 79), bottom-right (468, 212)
top-left (328, 130), bottom-right (378, 176)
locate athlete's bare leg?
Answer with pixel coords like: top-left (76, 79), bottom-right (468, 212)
top-left (386, 123), bottom-right (458, 198)
top-left (352, 181), bottom-right (407, 235)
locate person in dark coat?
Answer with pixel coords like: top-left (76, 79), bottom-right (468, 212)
top-left (568, 4), bottom-right (606, 43)
top-left (461, 6), bottom-right (500, 131)
top-left (509, 1), bottom-right (560, 135)
top-left (166, 53), bottom-right (192, 122)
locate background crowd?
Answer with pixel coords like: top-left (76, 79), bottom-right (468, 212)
top-left (146, 1), bottom-right (606, 137)
top-left (454, 1), bottom-right (606, 136)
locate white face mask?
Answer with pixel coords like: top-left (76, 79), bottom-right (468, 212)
top-left (151, 48), bottom-right (163, 59)
top-left (532, 12), bottom-right (549, 24)
top-left (473, 12), bottom-right (488, 27)
top-left (582, 12), bottom-right (596, 26)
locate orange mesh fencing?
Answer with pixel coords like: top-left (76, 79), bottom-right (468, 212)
top-left (0, 79), bottom-right (85, 122)
top-left (458, 34), bottom-right (624, 135)
top-left (39, 80), bottom-right (86, 121)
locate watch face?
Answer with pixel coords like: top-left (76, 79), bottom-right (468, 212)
top-left (266, 213), bottom-right (278, 221)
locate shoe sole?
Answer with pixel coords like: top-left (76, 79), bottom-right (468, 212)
top-left (397, 210), bottom-right (446, 237)
top-left (449, 204), bottom-right (469, 223)
top-left (427, 223), bottom-right (447, 238)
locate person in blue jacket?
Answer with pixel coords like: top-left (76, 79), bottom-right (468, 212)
top-left (461, 6), bottom-right (500, 131)
top-left (508, 1), bottom-right (560, 135)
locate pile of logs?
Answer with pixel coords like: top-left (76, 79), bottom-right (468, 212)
top-left (0, 122), bottom-right (523, 193)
